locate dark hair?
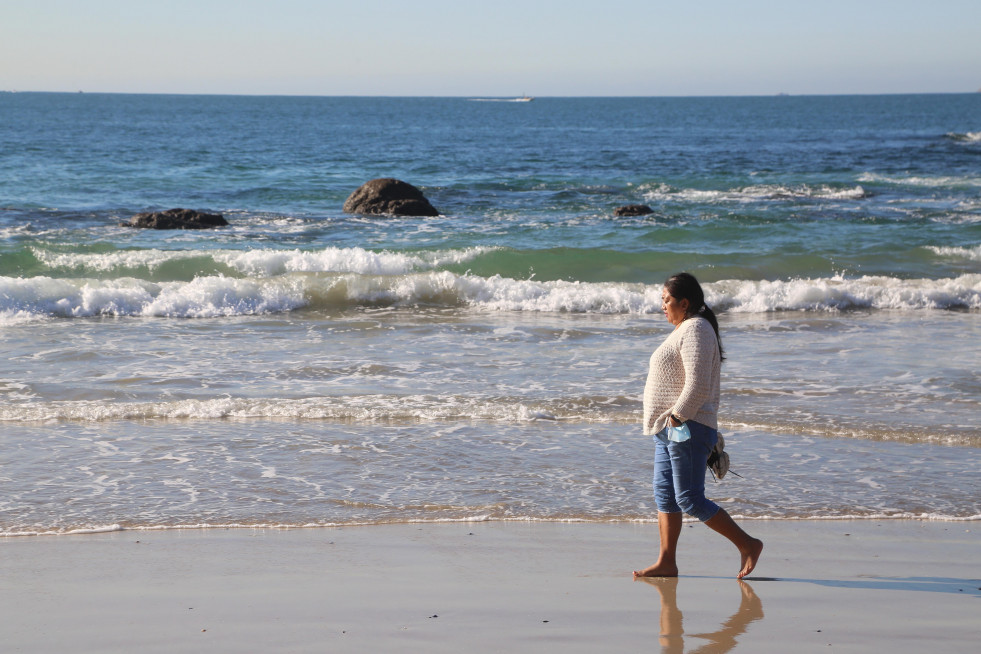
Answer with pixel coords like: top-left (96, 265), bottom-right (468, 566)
top-left (664, 272), bottom-right (725, 361)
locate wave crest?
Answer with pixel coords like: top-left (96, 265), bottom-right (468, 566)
top-left (29, 245), bottom-right (493, 277)
top-left (711, 275), bottom-right (981, 312)
top-left (214, 246), bottom-right (490, 277)
top-left (945, 131), bottom-right (981, 143)
top-left (927, 244), bottom-right (981, 262)
top-left (2, 272), bottom-right (978, 323)
top-left (641, 183), bottom-right (868, 203)
top-left (858, 172), bottom-right (981, 188)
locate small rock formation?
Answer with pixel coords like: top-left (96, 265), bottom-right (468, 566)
top-left (123, 208), bottom-right (228, 229)
top-left (614, 204), bottom-right (654, 217)
top-left (343, 178), bottom-right (440, 217)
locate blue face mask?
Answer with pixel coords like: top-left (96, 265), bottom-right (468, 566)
top-left (667, 422), bottom-right (691, 442)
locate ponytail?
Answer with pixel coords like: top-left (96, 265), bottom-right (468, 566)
top-left (697, 303), bottom-right (725, 362)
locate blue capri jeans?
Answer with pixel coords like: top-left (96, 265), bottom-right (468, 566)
top-left (653, 420), bottom-right (721, 522)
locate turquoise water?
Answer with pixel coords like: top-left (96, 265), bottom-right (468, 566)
top-left (0, 93), bottom-right (979, 534)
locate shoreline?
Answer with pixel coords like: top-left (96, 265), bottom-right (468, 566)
top-left (3, 513), bottom-right (980, 539)
top-left (2, 520), bottom-right (977, 652)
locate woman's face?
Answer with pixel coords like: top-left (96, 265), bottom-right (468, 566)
top-left (661, 287), bottom-right (690, 327)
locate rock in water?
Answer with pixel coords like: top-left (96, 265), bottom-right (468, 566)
top-left (343, 178), bottom-right (440, 217)
top-left (123, 208), bottom-right (228, 229)
top-left (613, 204), bottom-right (654, 217)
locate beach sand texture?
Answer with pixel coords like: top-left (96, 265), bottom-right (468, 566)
top-left (2, 521), bottom-right (978, 653)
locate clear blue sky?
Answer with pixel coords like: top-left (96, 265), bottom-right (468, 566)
top-left (2, 0), bottom-right (979, 96)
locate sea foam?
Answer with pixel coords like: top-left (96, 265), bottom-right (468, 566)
top-left (29, 245), bottom-right (492, 277)
top-left (641, 183), bottom-right (868, 203)
top-left (2, 272), bottom-right (978, 323)
top-left (212, 246), bottom-right (490, 277)
top-left (710, 274), bottom-right (981, 312)
top-left (858, 172), bottom-right (981, 188)
top-left (0, 275), bottom-right (307, 321)
top-left (946, 131), bottom-right (981, 143)
top-left (0, 395), bottom-right (610, 424)
top-left (927, 244), bottom-right (981, 262)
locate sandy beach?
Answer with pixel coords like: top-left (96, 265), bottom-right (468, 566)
top-left (2, 520), bottom-right (977, 653)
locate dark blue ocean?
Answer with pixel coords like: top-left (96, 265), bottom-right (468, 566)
top-left (1, 93), bottom-right (979, 534)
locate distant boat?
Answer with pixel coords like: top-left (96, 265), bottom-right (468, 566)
top-left (468, 95), bottom-right (535, 103)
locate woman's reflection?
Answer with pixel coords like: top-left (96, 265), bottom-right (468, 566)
top-left (638, 578), bottom-right (764, 653)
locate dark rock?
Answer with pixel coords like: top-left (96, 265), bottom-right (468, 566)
top-left (614, 204), bottom-right (654, 217)
top-left (123, 208), bottom-right (228, 229)
top-left (343, 178), bottom-right (440, 217)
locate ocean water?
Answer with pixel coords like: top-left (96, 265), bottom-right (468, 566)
top-left (1, 93), bottom-right (979, 535)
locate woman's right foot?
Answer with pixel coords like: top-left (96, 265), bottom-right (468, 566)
top-left (737, 539), bottom-right (764, 579)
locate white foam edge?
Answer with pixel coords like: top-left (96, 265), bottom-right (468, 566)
top-left (4, 513), bottom-right (977, 538)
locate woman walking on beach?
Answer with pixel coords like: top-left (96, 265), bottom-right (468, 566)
top-left (634, 273), bottom-right (763, 580)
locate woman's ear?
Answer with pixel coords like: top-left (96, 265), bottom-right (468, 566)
top-left (679, 298), bottom-right (690, 315)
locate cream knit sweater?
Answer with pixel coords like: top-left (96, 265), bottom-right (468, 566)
top-left (642, 316), bottom-right (721, 436)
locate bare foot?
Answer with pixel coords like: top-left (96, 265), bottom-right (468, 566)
top-left (736, 538), bottom-right (763, 579)
top-left (632, 561), bottom-right (679, 578)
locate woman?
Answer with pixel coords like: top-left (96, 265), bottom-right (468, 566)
top-left (634, 273), bottom-right (763, 580)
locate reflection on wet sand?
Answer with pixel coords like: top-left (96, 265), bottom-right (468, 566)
top-left (637, 578), bottom-right (764, 653)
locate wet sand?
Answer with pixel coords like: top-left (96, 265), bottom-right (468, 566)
top-left (1, 520), bottom-right (978, 653)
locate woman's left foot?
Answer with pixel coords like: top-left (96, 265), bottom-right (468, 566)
top-left (633, 561), bottom-right (679, 578)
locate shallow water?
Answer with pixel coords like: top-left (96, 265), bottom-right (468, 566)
top-left (3, 418), bottom-right (979, 536)
top-left (1, 309), bottom-right (978, 534)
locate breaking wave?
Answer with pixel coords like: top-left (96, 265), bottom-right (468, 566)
top-left (28, 245), bottom-right (493, 277)
top-left (641, 183), bottom-right (869, 203)
top-left (857, 172), bottom-right (981, 188)
top-left (709, 274), bottom-right (981, 312)
top-left (927, 244), bottom-right (981, 262)
top-left (2, 272), bottom-right (978, 323)
top-left (945, 131), bottom-right (981, 143)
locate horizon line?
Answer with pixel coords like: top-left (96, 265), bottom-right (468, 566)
top-left (3, 89), bottom-right (979, 99)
